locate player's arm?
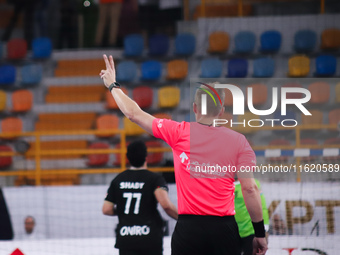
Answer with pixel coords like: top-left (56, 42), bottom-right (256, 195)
top-left (154, 188), bottom-right (178, 220)
top-left (100, 54), bottom-right (155, 134)
top-left (102, 201), bottom-right (116, 216)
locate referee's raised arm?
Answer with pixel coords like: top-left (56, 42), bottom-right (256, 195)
top-left (100, 54), bottom-right (155, 134)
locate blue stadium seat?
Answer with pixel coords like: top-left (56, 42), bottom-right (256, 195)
top-left (227, 59), bottom-right (248, 78)
top-left (260, 30), bottom-right (281, 53)
top-left (32, 37), bottom-right (52, 59)
top-left (0, 65), bottom-right (16, 85)
top-left (149, 34), bottom-right (169, 56)
top-left (273, 110), bottom-right (296, 136)
top-left (315, 55), bottom-right (337, 77)
top-left (175, 33), bottom-right (196, 56)
top-left (124, 34), bottom-right (144, 57)
top-left (294, 30), bottom-right (317, 53)
top-left (141, 60), bottom-right (162, 80)
top-left (116, 61), bottom-right (137, 82)
top-left (21, 64), bottom-right (43, 85)
top-left (253, 57), bottom-right (275, 77)
top-left (201, 58), bottom-right (223, 78)
top-left (234, 31), bottom-right (256, 54)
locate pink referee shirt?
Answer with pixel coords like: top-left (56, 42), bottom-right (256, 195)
top-left (152, 118), bottom-right (256, 216)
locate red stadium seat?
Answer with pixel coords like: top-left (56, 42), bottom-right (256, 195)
top-left (146, 140), bottom-right (164, 165)
top-left (87, 142), bottom-right (110, 167)
top-left (246, 84), bottom-right (267, 105)
top-left (133, 86), bottom-right (153, 109)
top-left (114, 142), bottom-right (129, 166)
top-left (281, 83), bottom-right (303, 99)
top-left (7, 38), bottom-right (27, 59)
top-left (0, 145), bottom-right (13, 168)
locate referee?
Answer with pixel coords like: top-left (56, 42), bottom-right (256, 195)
top-left (100, 55), bottom-right (268, 255)
top-left (102, 140), bottom-right (178, 255)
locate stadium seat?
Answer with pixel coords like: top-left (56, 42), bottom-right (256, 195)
top-left (7, 38), bottom-right (27, 59)
top-left (21, 64), bottom-right (43, 85)
top-left (123, 117), bottom-right (145, 136)
top-left (32, 37), bottom-right (52, 59)
top-left (323, 137), bottom-right (340, 163)
top-left (268, 139), bottom-right (291, 164)
top-left (0, 65), bottom-right (16, 85)
top-left (288, 55), bottom-right (310, 77)
top-left (281, 83), bottom-right (303, 99)
top-left (95, 114), bottom-right (119, 138)
top-left (114, 142), bottom-right (129, 166)
top-left (0, 145), bottom-right (13, 168)
top-left (227, 59), bottom-right (248, 78)
top-left (116, 61), bottom-right (137, 82)
top-left (308, 82), bottom-right (330, 104)
top-left (158, 86), bottom-right (180, 108)
top-left (260, 30), bottom-right (281, 53)
top-left (124, 34), bottom-right (144, 57)
top-left (149, 34), bottom-right (169, 56)
top-left (294, 30), bottom-right (317, 53)
top-left (301, 110), bottom-right (323, 127)
top-left (224, 85), bottom-right (240, 107)
top-left (201, 58), bottom-right (222, 78)
top-left (315, 55), bottom-right (337, 77)
top-left (145, 140), bottom-right (164, 165)
top-left (246, 84), bottom-right (267, 105)
top-left (253, 57), bottom-right (275, 77)
top-left (166, 60), bottom-right (188, 80)
top-left (207, 31), bottom-right (229, 53)
top-left (86, 142), bottom-right (110, 167)
top-left (153, 113), bottom-right (172, 120)
top-left (12, 89), bottom-right (33, 113)
top-left (106, 87), bottom-right (128, 110)
top-left (328, 108), bottom-right (340, 129)
top-left (141, 60), bottom-right (162, 80)
top-left (237, 112), bottom-right (259, 134)
top-left (132, 86), bottom-right (153, 109)
top-left (1, 117), bottom-right (23, 139)
top-left (321, 28), bottom-right (340, 50)
top-left (273, 110), bottom-right (296, 136)
top-left (335, 83), bottom-right (340, 103)
top-left (300, 138), bottom-right (318, 163)
top-left (175, 33), bottom-right (196, 56)
top-left (234, 31), bottom-right (256, 54)
top-left (0, 90), bottom-right (6, 111)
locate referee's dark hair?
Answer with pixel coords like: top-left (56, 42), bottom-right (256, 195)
top-left (126, 140), bottom-right (147, 168)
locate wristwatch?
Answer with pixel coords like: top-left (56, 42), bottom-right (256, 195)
top-left (108, 82), bottom-right (121, 92)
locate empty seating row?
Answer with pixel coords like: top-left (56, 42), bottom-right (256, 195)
top-left (0, 63), bottom-right (43, 85)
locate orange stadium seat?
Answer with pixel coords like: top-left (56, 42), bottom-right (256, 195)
top-left (321, 28), bottom-right (340, 50)
top-left (308, 82), bottom-right (330, 104)
top-left (87, 142), bottom-right (110, 167)
top-left (0, 145), bottom-right (13, 168)
top-left (106, 87), bottom-right (128, 110)
top-left (123, 117), bottom-right (145, 136)
top-left (54, 59), bottom-right (106, 77)
top-left (12, 90), bottom-right (33, 113)
top-left (224, 85), bottom-right (240, 107)
top-left (132, 86), bottom-right (153, 109)
top-left (96, 114), bottom-right (119, 138)
top-left (145, 140), bottom-right (164, 165)
top-left (1, 117), bottom-right (23, 139)
top-left (15, 174), bottom-right (80, 186)
top-left (246, 84), bottom-right (267, 105)
top-left (0, 90), bottom-right (6, 111)
top-left (335, 83), bottom-right (340, 103)
top-left (158, 86), bottom-right (180, 108)
top-left (207, 31), bottom-right (229, 53)
top-left (301, 110), bottom-right (323, 128)
top-left (281, 83), bottom-right (303, 99)
top-left (166, 60), bottom-right (188, 80)
top-left (288, 55), bottom-right (310, 77)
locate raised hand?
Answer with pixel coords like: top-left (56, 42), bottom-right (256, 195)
top-left (100, 54), bottom-right (116, 88)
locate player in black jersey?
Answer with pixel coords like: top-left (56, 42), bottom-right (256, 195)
top-left (103, 140), bottom-right (178, 255)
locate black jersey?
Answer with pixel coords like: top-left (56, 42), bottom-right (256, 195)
top-left (105, 169), bottom-right (168, 250)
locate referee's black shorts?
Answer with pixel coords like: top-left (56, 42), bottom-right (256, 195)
top-left (171, 215), bottom-right (241, 255)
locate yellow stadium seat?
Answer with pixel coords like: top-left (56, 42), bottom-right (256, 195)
top-left (237, 112), bottom-right (259, 134)
top-left (158, 86), bottom-right (180, 108)
top-left (166, 60), bottom-right (188, 80)
top-left (288, 55), bottom-right (310, 77)
top-left (0, 90), bottom-right (6, 111)
top-left (123, 117), bottom-right (145, 136)
top-left (207, 31), bottom-right (229, 53)
top-left (335, 83), bottom-right (340, 103)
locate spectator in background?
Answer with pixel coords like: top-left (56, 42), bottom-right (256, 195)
top-left (95, 0), bottom-right (123, 47)
top-left (158, 0), bottom-right (182, 36)
top-left (1, 0), bottom-right (41, 47)
top-left (138, 0), bottom-right (159, 43)
top-left (21, 216), bottom-right (44, 240)
top-left (58, 0), bottom-right (78, 49)
top-left (117, 0), bottom-right (139, 47)
top-left (268, 214), bottom-right (287, 235)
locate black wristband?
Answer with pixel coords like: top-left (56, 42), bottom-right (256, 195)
top-left (108, 82), bottom-right (121, 92)
top-left (252, 220), bottom-right (266, 238)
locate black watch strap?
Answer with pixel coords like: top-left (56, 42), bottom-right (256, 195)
top-left (108, 82), bottom-right (121, 92)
